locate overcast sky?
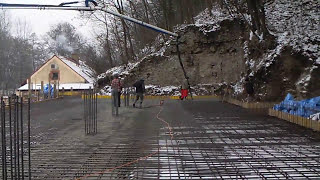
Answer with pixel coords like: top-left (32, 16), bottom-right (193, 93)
top-left (0, 0), bottom-right (94, 40)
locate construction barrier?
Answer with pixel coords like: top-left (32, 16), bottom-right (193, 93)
top-left (269, 108), bottom-right (320, 132)
top-left (221, 97), bottom-right (320, 131)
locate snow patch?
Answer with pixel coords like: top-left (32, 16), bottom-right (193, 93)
top-left (178, 5), bottom-right (236, 35)
top-left (98, 60), bottom-right (142, 80)
top-left (266, 0), bottom-right (319, 62)
top-left (232, 81), bottom-right (244, 95)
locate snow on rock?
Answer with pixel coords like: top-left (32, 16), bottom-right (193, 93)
top-left (99, 85), bottom-right (112, 96)
top-left (246, 0), bottom-right (319, 80)
top-left (99, 84), bottom-right (213, 96)
top-left (99, 85), bottom-right (180, 96)
top-left (97, 61), bottom-right (142, 80)
top-left (136, 34), bottom-right (166, 58)
top-left (232, 81), bottom-right (245, 95)
top-left (145, 85), bottom-right (180, 96)
top-left (98, 44), bottom-right (169, 82)
top-left (266, 0), bottom-right (319, 62)
top-left (254, 32), bottom-right (291, 72)
top-left (296, 65), bottom-right (318, 88)
top-left (178, 5), bottom-right (235, 35)
top-left (310, 113), bottom-right (320, 121)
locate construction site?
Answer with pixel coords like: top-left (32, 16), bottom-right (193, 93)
top-left (0, 0), bottom-right (319, 179)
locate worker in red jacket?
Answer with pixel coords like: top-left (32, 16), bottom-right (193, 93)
top-left (111, 73), bottom-right (122, 107)
top-left (180, 78), bottom-right (189, 100)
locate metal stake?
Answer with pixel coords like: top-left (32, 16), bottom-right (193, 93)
top-left (9, 97), bottom-right (13, 179)
top-left (1, 97), bottom-right (8, 179)
top-left (20, 97), bottom-right (24, 180)
top-left (13, 97), bottom-right (17, 179)
top-left (16, 97), bottom-right (20, 180)
top-left (28, 98), bottom-right (31, 180)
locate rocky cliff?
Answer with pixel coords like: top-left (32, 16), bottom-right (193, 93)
top-left (98, 1), bottom-right (319, 101)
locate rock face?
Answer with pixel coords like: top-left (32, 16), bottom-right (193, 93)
top-left (99, 1), bottom-right (319, 101)
top-left (125, 19), bottom-right (247, 89)
top-left (252, 49), bottom-right (320, 101)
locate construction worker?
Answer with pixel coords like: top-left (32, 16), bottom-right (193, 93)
top-left (133, 78), bottom-right (145, 108)
top-left (244, 77), bottom-right (254, 102)
top-left (111, 73), bottom-right (122, 107)
top-left (180, 77), bottom-right (189, 100)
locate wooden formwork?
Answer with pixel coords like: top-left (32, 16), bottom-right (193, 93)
top-left (268, 109), bottom-right (320, 132)
top-left (225, 98), bottom-right (319, 132)
top-left (223, 97), bottom-right (276, 114)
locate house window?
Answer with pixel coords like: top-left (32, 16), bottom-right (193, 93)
top-left (51, 64), bottom-right (56, 69)
top-left (52, 72), bottom-right (59, 80)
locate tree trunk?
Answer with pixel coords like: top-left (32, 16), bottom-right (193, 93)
top-left (112, 17), bottom-right (125, 64)
top-left (125, 23), bottom-right (136, 60)
top-left (246, 0), bottom-right (269, 37)
top-left (105, 23), bottom-right (113, 67)
top-left (161, 0), bottom-right (169, 30)
top-left (121, 19), bottom-right (129, 64)
top-left (115, 0), bottom-right (129, 64)
top-left (246, 0), bottom-right (260, 33)
top-left (142, 0), bottom-right (150, 23)
top-left (256, 0), bottom-right (269, 36)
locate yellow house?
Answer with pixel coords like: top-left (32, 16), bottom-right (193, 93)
top-left (18, 55), bottom-right (96, 93)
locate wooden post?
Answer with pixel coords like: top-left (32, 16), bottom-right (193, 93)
top-left (41, 81), bottom-right (44, 100)
top-left (308, 119), bottom-right (312, 129)
top-left (57, 81), bottom-right (60, 98)
top-left (34, 80), bottom-right (37, 101)
top-left (54, 82), bottom-right (57, 98)
top-left (48, 81), bottom-right (51, 99)
top-left (289, 114), bottom-right (293, 123)
top-left (311, 120), bottom-right (317, 131)
top-left (28, 78), bottom-right (31, 98)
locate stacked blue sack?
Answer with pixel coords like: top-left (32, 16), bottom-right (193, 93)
top-left (273, 93), bottom-right (320, 118)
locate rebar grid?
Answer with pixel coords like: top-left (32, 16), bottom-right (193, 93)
top-left (1, 99), bottom-right (319, 179)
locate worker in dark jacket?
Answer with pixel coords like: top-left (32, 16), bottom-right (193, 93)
top-left (133, 78), bottom-right (145, 108)
top-left (244, 77), bottom-right (254, 101)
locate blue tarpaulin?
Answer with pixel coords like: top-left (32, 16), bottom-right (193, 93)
top-left (43, 84), bottom-right (54, 97)
top-left (273, 93), bottom-right (320, 118)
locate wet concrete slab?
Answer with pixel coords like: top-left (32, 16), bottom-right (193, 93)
top-left (2, 97), bottom-right (319, 179)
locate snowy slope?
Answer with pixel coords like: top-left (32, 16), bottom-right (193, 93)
top-left (97, 61), bottom-right (141, 80)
